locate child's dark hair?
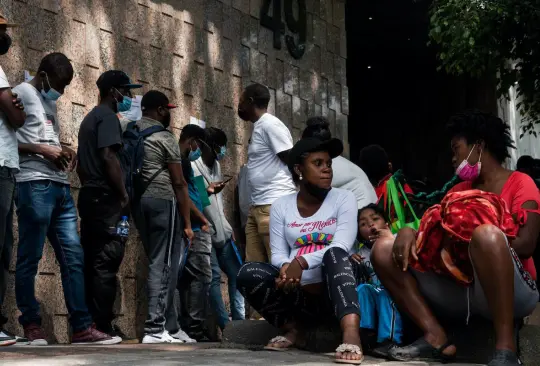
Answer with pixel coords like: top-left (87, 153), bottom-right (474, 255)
top-left (358, 203), bottom-right (388, 223)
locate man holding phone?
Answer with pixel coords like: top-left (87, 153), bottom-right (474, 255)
top-left (13, 53), bottom-right (119, 345)
top-left (192, 127), bottom-right (245, 332)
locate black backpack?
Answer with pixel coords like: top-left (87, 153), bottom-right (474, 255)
top-left (118, 121), bottom-right (168, 203)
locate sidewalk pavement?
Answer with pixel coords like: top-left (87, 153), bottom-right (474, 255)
top-left (0, 343), bottom-right (483, 366)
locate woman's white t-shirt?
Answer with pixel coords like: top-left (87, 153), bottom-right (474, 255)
top-left (270, 188), bottom-right (358, 285)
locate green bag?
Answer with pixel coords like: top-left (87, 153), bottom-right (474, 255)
top-left (193, 175), bottom-right (211, 208)
top-left (385, 176), bottom-right (421, 234)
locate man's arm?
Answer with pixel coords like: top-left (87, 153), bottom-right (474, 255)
top-left (0, 88), bottom-right (26, 128)
top-left (168, 162), bottom-right (192, 233)
top-left (190, 201), bottom-right (209, 230)
top-left (19, 143), bottom-right (65, 168)
top-left (100, 146), bottom-right (128, 206)
top-left (76, 159), bottom-right (86, 185)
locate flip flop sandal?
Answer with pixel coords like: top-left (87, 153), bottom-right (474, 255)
top-left (334, 343), bottom-right (364, 365)
top-left (263, 336), bottom-right (294, 352)
top-left (388, 337), bottom-right (456, 363)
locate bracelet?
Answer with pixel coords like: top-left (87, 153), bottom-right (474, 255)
top-left (295, 257), bottom-right (307, 270)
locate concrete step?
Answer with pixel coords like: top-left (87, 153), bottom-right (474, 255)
top-left (222, 319), bottom-right (540, 365)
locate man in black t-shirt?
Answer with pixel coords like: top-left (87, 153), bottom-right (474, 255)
top-left (77, 70), bottom-right (141, 339)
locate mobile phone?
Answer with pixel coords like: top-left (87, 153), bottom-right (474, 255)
top-left (222, 176), bottom-right (233, 185)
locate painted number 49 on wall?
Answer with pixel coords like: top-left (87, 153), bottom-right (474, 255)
top-left (260, 0), bottom-right (307, 60)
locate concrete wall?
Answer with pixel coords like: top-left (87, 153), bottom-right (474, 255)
top-left (0, 0), bottom-right (348, 342)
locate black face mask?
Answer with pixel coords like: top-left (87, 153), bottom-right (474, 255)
top-left (237, 108), bottom-right (250, 121)
top-left (162, 112), bottom-right (171, 129)
top-left (0, 33), bottom-right (12, 55)
top-left (304, 181), bottom-right (331, 201)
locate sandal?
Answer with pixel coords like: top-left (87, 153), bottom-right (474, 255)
top-left (487, 350), bottom-right (521, 366)
top-left (263, 336), bottom-right (294, 352)
top-left (388, 337), bottom-right (456, 363)
top-left (334, 343), bottom-right (364, 365)
top-left (371, 341), bottom-right (398, 359)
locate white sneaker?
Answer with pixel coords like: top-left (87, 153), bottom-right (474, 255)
top-left (170, 329), bottom-right (197, 344)
top-left (0, 330), bottom-right (16, 346)
top-left (142, 331), bottom-right (177, 344)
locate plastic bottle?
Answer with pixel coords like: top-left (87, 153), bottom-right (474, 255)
top-left (116, 216), bottom-right (130, 238)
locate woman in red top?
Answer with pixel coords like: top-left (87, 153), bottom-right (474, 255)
top-left (371, 111), bottom-right (540, 366)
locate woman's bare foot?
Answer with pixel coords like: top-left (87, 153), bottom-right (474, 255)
top-left (335, 324), bottom-right (363, 363)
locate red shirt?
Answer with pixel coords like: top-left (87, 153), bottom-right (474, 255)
top-left (450, 172), bottom-right (540, 280)
top-left (375, 174), bottom-right (414, 206)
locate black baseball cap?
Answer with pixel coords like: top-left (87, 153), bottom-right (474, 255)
top-left (96, 70), bottom-right (142, 91)
top-left (288, 137), bottom-right (343, 173)
top-left (141, 90), bottom-right (177, 111)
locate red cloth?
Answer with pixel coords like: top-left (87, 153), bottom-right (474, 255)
top-left (448, 172), bottom-right (540, 281)
top-left (410, 190), bottom-right (519, 285)
top-left (375, 174), bottom-right (414, 202)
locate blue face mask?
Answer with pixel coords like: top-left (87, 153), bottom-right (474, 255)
top-left (216, 146), bottom-right (226, 161)
top-left (114, 88), bottom-right (132, 113)
top-left (189, 147), bottom-right (202, 161)
top-left (41, 73), bottom-right (62, 101)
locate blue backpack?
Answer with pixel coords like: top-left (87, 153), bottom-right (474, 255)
top-left (119, 121), bottom-right (168, 203)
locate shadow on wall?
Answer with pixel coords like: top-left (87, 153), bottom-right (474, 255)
top-left (0, 0), bottom-right (346, 341)
top-left (0, 0), bottom-right (250, 341)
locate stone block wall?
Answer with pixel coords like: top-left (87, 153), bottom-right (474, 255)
top-left (0, 0), bottom-right (348, 342)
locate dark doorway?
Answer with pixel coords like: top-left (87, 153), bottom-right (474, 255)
top-left (345, 0), bottom-right (497, 190)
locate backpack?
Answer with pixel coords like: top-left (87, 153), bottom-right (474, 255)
top-left (119, 121), bottom-right (168, 203)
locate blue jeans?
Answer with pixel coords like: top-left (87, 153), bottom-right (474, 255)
top-left (15, 180), bottom-right (92, 332)
top-left (209, 240), bottom-right (245, 329)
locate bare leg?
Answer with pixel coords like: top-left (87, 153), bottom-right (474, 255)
top-left (370, 238), bottom-right (456, 356)
top-left (469, 225), bottom-right (515, 352)
top-left (336, 313), bottom-right (363, 362)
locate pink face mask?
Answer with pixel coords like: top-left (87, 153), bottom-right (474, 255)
top-left (456, 145), bottom-right (482, 181)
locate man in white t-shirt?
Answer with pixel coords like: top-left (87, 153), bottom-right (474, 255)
top-left (13, 53), bottom-right (120, 346)
top-left (0, 13), bottom-right (27, 347)
top-left (237, 83), bottom-right (296, 262)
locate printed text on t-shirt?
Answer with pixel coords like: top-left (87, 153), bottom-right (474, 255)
top-left (287, 218), bottom-right (337, 233)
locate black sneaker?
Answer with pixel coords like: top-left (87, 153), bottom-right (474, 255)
top-left (0, 329), bottom-right (17, 346)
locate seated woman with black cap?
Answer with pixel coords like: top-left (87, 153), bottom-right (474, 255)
top-left (237, 137), bottom-right (363, 364)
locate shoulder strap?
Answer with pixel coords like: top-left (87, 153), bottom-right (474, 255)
top-left (133, 125), bottom-right (170, 201)
top-left (140, 125), bottom-right (167, 138)
top-left (143, 166), bottom-right (168, 190)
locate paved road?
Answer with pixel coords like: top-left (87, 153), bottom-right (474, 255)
top-left (0, 343), bottom-right (482, 366)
